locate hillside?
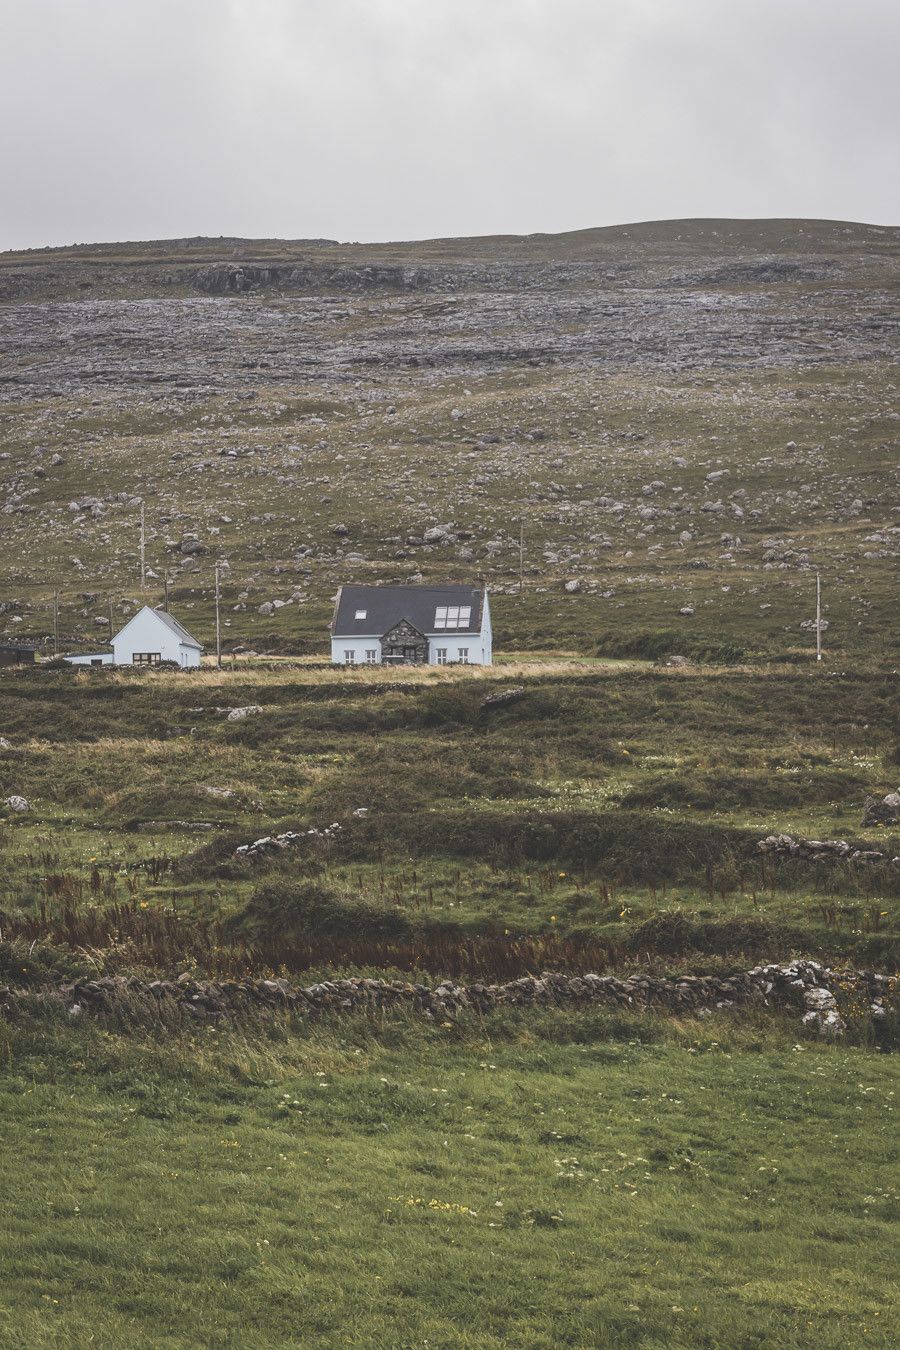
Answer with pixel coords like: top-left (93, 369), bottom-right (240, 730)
top-left (2, 219), bottom-right (899, 1349)
top-left (0, 218), bottom-right (897, 658)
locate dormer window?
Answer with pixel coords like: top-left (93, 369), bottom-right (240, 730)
top-left (354, 609), bottom-right (367, 620)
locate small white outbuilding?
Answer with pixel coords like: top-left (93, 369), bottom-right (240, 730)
top-left (65, 606), bottom-right (204, 668)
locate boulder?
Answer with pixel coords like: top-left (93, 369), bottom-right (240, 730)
top-left (180, 536), bottom-right (208, 556)
top-left (862, 792), bottom-right (900, 827)
top-left (482, 686), bottom-right (526, 709)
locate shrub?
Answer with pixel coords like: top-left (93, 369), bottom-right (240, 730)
top-left (230, 880), bottom-right (415, 943)
top-left (595, 629), bottom-right (747, 664)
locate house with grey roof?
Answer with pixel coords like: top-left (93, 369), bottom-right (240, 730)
top-left (65, 606), bottom-right (203, 668)
top-left (330, 584), bottom-right (492, 666)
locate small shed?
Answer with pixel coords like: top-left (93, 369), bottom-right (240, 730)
top-left (64, 651), bottom-right (114, 667)
top-left (0, 642), bottom-right (37, 667)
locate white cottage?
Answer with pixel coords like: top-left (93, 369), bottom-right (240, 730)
top-left (331, 584), bottom-right (492, 666)
top-left (65, 606), bottom-right (203, 668)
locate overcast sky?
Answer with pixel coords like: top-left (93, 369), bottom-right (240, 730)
top-left (1, 0), bottom-right (897, 250)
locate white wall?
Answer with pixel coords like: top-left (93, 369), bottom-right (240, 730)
top-left (331, 633), bottom-right (491, 665)
top-left (64, 652), bottom-right (114, 666)
top-left (112, 609), bottom-right (202, 667)
top-left (481, 593), bottom-right (493, 665)
top-left (331, 638), bottom-right (382, 665)
top-left (428, 636), bottom-right (481, 665)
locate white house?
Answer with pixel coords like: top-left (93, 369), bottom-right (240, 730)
top-left (331, 584), bottom-right (492, 666)
top-left (65, 606), bottom-right (203, 668)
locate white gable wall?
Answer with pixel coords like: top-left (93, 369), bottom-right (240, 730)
top-left (111, 608), bottom-right (202, 667)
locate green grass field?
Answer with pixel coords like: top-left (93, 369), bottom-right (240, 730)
top-left (0, 657), bottom-right (896, 1346)
top-left (1, 1010), bottom-right (897, 1349)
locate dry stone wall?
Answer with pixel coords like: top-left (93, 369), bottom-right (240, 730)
top-left (2, 961), bottom-right (894, 1039)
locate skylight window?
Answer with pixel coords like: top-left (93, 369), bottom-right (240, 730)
top-left (354, 609), bottom-right (367, 620)
top-left (434, 604), bottom-right (472, 630)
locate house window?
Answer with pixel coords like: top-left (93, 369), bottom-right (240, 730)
top-left (365, 649), bottom-right (377, 664)
top-left (355, 609), bottom-right (367, 620)
top-left (434, 604), bottom-right (472, 630)
top-left (458, 648), bottom-right (469, 663)
top-left (436, 648), bottom-right (448, 664)
top-left (133, 652), bottom-right (161, 666)
top-left (344, 650), bottom-right (356, 664)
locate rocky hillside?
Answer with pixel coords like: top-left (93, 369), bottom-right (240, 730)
top-left (0, 219), bottom-right (897, 657)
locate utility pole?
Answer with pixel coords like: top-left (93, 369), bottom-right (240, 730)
top-left (816, 571), bottom-right (822, 662)
top-left (107, 596), bottom-right (113, 641)
top-left (519, 518), bottom-right (524, 595)
top-left (52, 590), bottom-right (59, 657)
top-left (163, 574), bottom-right (169, 613)
top-left (214, 564), bottom-right (222, 670)
top-left (140, 501), bottom-right (146, 594)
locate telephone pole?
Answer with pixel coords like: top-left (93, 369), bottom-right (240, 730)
top-left (52, 590), bottom-right (59, 657)
top-left (139, 501), bottom-right (146, 594)
top-left (214, 565), bottom-right (222, 670)
top-left (163, 574), bottom-right (169, 612)
top-left (816, 571), bottom-right (822, 662)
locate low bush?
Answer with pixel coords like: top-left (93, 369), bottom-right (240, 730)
top-left (595, 629), bottom-right (747, 664)
top-left (230, 879), bottom-right (417, 943)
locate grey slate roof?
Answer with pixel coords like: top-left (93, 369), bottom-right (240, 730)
top-left (331, 585), bottom-right (484, 637)
top-left (150, 607), bottom-right (203, 648)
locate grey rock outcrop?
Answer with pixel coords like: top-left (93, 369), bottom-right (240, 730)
top-left (862, 792), bottom-right (900, 827)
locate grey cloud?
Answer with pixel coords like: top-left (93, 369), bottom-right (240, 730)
top-left (0, 0), bottom-right (897, 249)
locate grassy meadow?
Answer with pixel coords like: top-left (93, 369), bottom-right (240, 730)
top-left (1, 1008), bottom-right (897, 1349)
top-left (1, 221), bottom-right (898, 1344)
top-left (0, 658), bottom-right (897, 979)
top-left (0, 655), bottom-right (897, 1344)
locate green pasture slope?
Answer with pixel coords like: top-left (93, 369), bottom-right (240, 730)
top-left (0, 1011), bottom-right (897, 1349)
top-left (0, 657), bottom-right (897, 1347)
top-left (0, 660), bottom-right (897, 968)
